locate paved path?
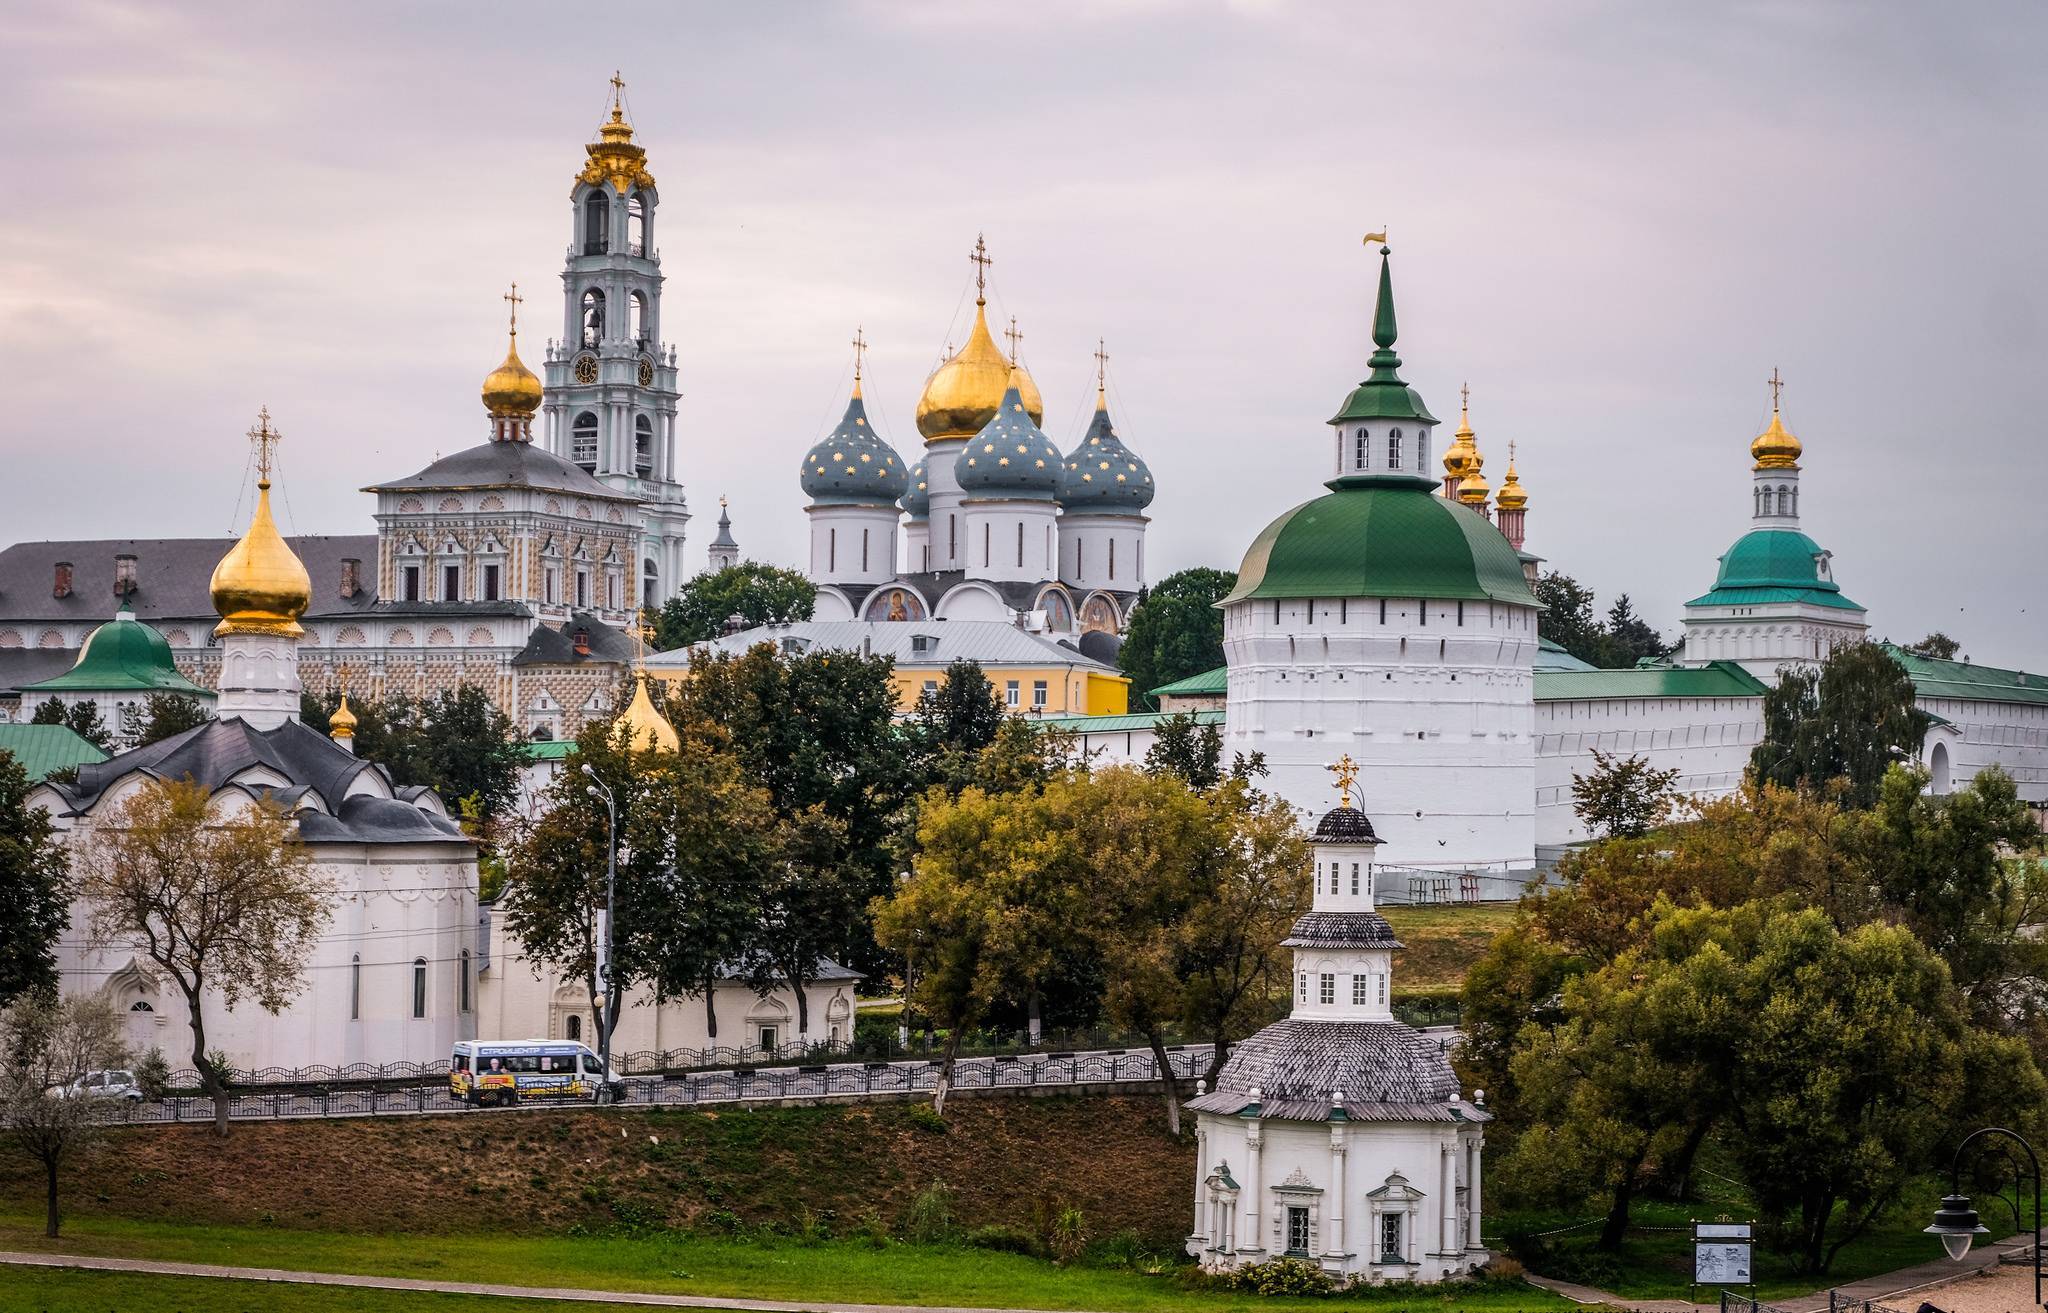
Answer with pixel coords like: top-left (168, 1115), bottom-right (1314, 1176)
top-left (1522, 1273), bottom-right (1699, 1310)
top-left (0, 1250), bottom-right (1074, 1312)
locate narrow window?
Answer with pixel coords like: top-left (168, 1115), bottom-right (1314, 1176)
top-left (1076, 540), bottom-right (1083, 577)
top-left (1387, 431), bottom-right (1402, 469)
top-left (829, 527), bottom-right (837, 572)
top-left (1379, 599), bottom-right (1387, 624)
top-left (1352, 974), bottom-right (1369, 1005)
top-left (1319, 973), bottom-right (1335, 1005)
top-left (458, 949), bottom-right (471, 1013)
top-left (1296, 972), bottom-right (1307, 1004)
top-left (1355, 430), bottom-right (1368, 469)
top-left (1381, 1213), bottom-right (1402, 1262)
top-left (576, 571), bottom-right (588, 608)
top-left (1109, 539), bottom-right (1116, 579)
top-left (412, 958), bottom-right (427, 1019)
top-left (862, 528), bottom-right (870, 572)
top-left (1457, 600), bottom-right (1465, 626)
top-left (443, 564), bottom-right (461, 601)
top-left (1017, 521), bottom-right (1024, 567)
top-left (1032, 680), bottom-right (1047, 708)
top-left (1340, 598), bottom-right (1347, 623)
top-left (1329, 864), bottom-right (1339, 894)
top-left (1415, 429), bottom-right (1425, 468)
top-left (949, 515), bottom-right (957, 559)
top-left (1419, 601), bottom-right (1428, 626)
top-left (1005, 680), bottom-right (1020, 707)
top-left (983, 521), bottom-right (991, 567)
top-left (544, 566), bottom-right (558, 605)
top-left (566, 1014), bottom-right (582, 1041)
top-left (403, 566), bottom-right (420, 603)
top-left (1288, 1206), bottom-right (1311, 1255)
top-left (1274, 599), bottom-right (1282, 624)
top-left (1379, 974), bottom-right (1387, 1004)
top-left (1351, 862), bottom-right (1360, 895)
top-left (483, 563), bottom-right (500, 602)
top-left (350, 955), bottom-right (361, 1021)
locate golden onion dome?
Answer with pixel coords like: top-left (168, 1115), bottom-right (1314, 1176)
top-left (618, 672), bottom-right (679, 753)
top-left (328, 692), bottom-right (359, 740)
top-left (1495, 447), bottom-right (1528, 511)
top-left (482, 333), bottom-right (543, 418)
top-left (1751, 409), bottom-right (1802, 470)
top-left (1442, 385), bottom-right (1478, 482)
top-left (1457, 468), bottom-right (1492, 505)
top-left (210, 474), bottom-right (311, 639)
top-left (915, 301), bottom-right (1044, 442)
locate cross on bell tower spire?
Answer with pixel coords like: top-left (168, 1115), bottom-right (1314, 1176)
top-left (1768, 366), bottom-right (1784, 412)
top-left (504, 282), bottom-right (522, 338)
top-left (969, 233), bottom-right (992, 305)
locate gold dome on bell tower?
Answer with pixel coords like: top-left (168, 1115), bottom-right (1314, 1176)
top-left (210, 408), bottom-right (312, 639)
top-left (914, 235), bottom-right (1044, 442)
top-left (1751, 368), bottom-right (1802, 470)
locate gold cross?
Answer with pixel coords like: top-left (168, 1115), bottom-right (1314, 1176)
top-left (969, 233), bottom-right (991, 300)
top-left (609, 71), bottom-right (626, 113)
top-left (851, 325), bottom-right (867, 382)
top-left (632, 617), bottom-right (657, 668)
top-left (1326, 754), bottom-right (1360, 809)
top-left (1004, 315), bottom-right (1023, 363)
top-left (1094, 338), bottom-right (1109, 390)
top-left (503, 282), bottom-right (522, 337)
top-left (247, 406), bottom-right (281, 483)
top-left (1768, 366), bottom-right (1784, 412)
top-left (336, 663), bottom-right (352, 698)
top-left (1461, 381), bottom-right (1470, 413)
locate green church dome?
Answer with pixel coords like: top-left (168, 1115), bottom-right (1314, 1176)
top-left (1686, 528), bottom-right (1863, 611)
top-left (1223, 475), bottom-right (1539, 607)
top-left (24, 610), bottom-right (213, 696)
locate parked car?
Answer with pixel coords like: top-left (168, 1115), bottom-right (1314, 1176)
top-left (54, 1070), bottom-right (145, 1101)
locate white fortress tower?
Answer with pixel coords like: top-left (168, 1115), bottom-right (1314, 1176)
top-left (1188, 765), bottom-right (1488, 1285)
top-left (1220, 244), bottom-right (1540, 872)
top-left (541, 77), bottom-right (690, 607)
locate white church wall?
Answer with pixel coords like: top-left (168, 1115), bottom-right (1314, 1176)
top-left (960, 503), bottom-right (1059, 585)
top-left (1059, 514), bottom-right (1148, 593)
top-left (1533, 695), bottom-right (1764, 846)
top-left (1918, 696), bottom-right (2048, 803)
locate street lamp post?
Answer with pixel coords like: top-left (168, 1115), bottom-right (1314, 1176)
top-left (581, 765), bottom-right (618, 1104)
top-left (1925, 1126), bottom-right (2041, 1308)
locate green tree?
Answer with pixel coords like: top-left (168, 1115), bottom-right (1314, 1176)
top-left (1118, 568), bottom-right (1236, 711)
top-left (1601, 594), bottom-right (1667, 666)
top-left (1533, 571), bottom-right (1603, 666)
top-left (77, 779), bottom-right (325, 1135)
top-left (303, 684), bottom-right (523, 827)
top-left (670, 644), bottom-right (922, 980)
top-left (650, 562), bottom-right (816, 650)
top-left (1, 992), bottom-right (126, 1236)
top-left (0, 750), bottom-right (69, 1006)
top-left (914, 660), bottom-right (1003, 789)
top-left (122, 692), bottom-right (211, 748)
top-left (29, 699), bottom-right (111, 753)
top-left (1570, 748), bottom-right (1681, 839)
top-left (1751, 642), bottom-right (1929, 808)
top-left (1144, 713), bottom-right (1224, 790)
top-left (1908, 632), bottom-right (1960, 660)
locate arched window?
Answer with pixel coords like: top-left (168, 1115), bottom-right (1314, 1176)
top-left (1789, 487), bottom-right (1798, 517)
top-left (642, 559), bottom-right (659, 609)
top-left (1777, 486), bottom-right (1790, 516)
top-left (571, 412), bottom-right (599, 470)
top-left (580, 288), bottom-right (606, 348)
top-left (582, 191), bottom-right (609, 255)
top-left (350, 955), bottom-right (361, 1021)
top-left (566, 1014), bottom-right (582, 1042)
top-left (1354, 430), bottom-right (1368, 469)
top-left (1414, 429), bottom-right (1424, 469)
top-left (1387, 430), bottom-right (1402, 469)
top-left (626, 193), bottom-right (647, 255)
top-left (458, 949), bottom-right (471, 1014)
top-left (634, 414), bottom-right (654, 477)
top-left (412, 958), bottom-right (427, 1019)
top-left (629, 290), bottom-right (648, 347)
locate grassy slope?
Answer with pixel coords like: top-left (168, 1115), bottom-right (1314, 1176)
top-left (0, 1217), bottom-right (1573, 1312)
top-left (1380, 903), bottom-right (1518, 993)
top-left (0, 1266), bottom-right (613, 1313)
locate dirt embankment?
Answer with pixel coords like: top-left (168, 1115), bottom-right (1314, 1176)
top-left (0, 1095), bottom-right (1195, 1244)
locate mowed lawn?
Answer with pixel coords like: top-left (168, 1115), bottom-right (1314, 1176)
top-left (0, 1215), bottom-right (1573, 1313)
top-left (1379, 902), bottom-right (1518, 992)
top-left (0, 1266), bottom-right (610, 1313)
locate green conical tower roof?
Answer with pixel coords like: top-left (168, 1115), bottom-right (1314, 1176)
top-left (1328, 245), bottom-right (1438, 426)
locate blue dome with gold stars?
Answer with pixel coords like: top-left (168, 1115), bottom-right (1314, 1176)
top-left (801, 388), bottom-right (907, 507)
top-left (902, 458), bottom-right (930, 519)
top-left (954, 377), bottom-right (1063, 500)
top-left (1060, 396), bottom-right (1154, 514)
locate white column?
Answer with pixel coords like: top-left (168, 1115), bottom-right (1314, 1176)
top-left (1190, 1127), bottom-right (1208, 1246)
top-left (1439, 1142), bottom-right (1456, 1257)
top-left (1326, 1123), bottom-right (1348, 1260)
top-left (1240, 1118), bottom-right (1264, 1254)
top-left (1466, 1135), bottom-right (1484, 1250)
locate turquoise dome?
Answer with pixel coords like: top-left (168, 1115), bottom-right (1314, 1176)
top-left (800, 392), bottom-right (908, 506)
top-left (1224, 475), bottom-right (1537, 607)
top-left (1060, 401), bottom-right (1155, 514)
top-left (955, 382), bottom-right (1063, 500)
top-left (1687, 528), bottom-right (1862, 611)
top-left (902, 458), bottom-right (929, 519)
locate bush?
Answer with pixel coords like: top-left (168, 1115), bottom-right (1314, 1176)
top-left (1089, 1228), bottom-right (1161, 1273)
top-left (1223, 1256), bottom-right (1335, 1296)
top-left (853, 1207), bottom-right (891, 1249)
top-left (907, 1102), bottom-right (949, 1135)
top-left (133, 1048), bottom-right (170, 1102)
top-left (966, 1224), bottom-right (1040, 1257)
top-left (1048, 1206), bottom-right (1090, 1266)
top-left (906, 1180), bottom-right (956, 1245)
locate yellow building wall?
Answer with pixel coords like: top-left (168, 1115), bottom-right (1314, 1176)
top-left (652, 660), bottom-right (1128, 717)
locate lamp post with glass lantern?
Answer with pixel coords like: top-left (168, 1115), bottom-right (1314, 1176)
top-left (581, 763), bottom-right (618, 1104)
top-left (1925, 1126), bottom-right (2041, 1308)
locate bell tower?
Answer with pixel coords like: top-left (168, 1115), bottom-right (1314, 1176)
top-left (542, 74), bottom-right (690, 609)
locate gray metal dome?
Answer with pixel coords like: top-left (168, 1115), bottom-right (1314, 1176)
top-left (1060, 401), bottom-right (1155, 514)
top-left (801, 391), bottom-right (908, 507)
top-left (902, 458), bottom-right (929, 519)
top-left (954, 382), bottom-right (1063, 500)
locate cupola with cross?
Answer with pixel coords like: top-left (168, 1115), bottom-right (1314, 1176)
top-left (210, 408), bottom-right (313, 729)
top-left (805, 328), bottom-right (908, 588)
top-left (1058, 339), bottom-right (1154, 594)
top-left (542, 73), bottom-right (691, 608)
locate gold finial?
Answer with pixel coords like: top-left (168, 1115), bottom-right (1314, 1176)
top-left (329, 664), bottom-right (359, 741)
top-left (609, 70), bottom-right (626, 121)
top-left (719, 493), bottom-right (728, 510)
top-left (851, 324), bottom-right (867, 397)
top-left (1003, 315), bottom-right (1023, 365)
top-left (503, 282), bottom-right (522, 338)
top-left (969, 233), bottom-right (991, 304)
top-left (1768, 366), bottom-right (1784, 412)
top-left (1327, 754), bottom-right (1360, 809)
top-left (247, 406), bottom-right (280, 486)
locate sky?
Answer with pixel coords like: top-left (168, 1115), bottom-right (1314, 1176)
top-left (3, 1), bottom-right (2044, 666)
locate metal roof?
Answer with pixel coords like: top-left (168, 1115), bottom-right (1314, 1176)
top-left (1033, 709), bottom-right (1225, 733)
top-left (0, 724), bottom-right (108, 781)
top-left (650, 620), bottom-right (1121, 673)
top-left (1885, 644), bottom-right (2048, 707)
top-left (1534, 660), bottom-right (1768, 702)
top-left (1150, 666), bottom-right (1228, 697)
top-left (0, 535), bottom-right (377, 625)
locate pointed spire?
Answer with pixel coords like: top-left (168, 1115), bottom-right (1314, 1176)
top-left (1363, 239), bottom-right (1407, 384)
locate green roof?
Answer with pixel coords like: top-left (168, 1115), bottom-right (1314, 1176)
top-left (1034, 709), bottom-right (1226, 733)
top-left (0, 724), bottom-right (109, 781)
top-left (1327, 248), bottom-right (1439, 425)
top-left (1883, 644), bottom-right (2048, 707)
top-left (1686, 529), bottom-right (1863, 612)
top-left (1224, 479), bottom-right (1539, 608)
top-left (1534, 661), bottom-right (1768, 702)
top-left (22, 612), bottom-right (211, 697)
top-left (523, 739), bottom-right (576, 761)
top-left (1150, 666), bottom-right (1228, 698)
top-left (1535, 637), bottom-right (1598, 673)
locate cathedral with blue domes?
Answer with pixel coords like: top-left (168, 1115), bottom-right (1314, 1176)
top-left (801, 241), bottom-right (1155, 660)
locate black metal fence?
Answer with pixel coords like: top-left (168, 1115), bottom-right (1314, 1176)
top-left (103, 1045), bottom-right (1212, 1127)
